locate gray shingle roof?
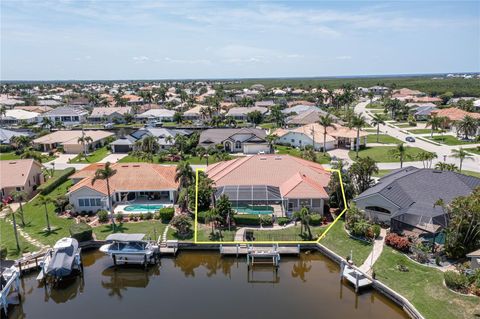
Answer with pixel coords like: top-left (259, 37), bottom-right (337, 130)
top-left (199, 128), bottom-right (267, 146)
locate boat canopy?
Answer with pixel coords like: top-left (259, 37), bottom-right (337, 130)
top-left (46, 238), bottom-right (79, 278)
top-left (106, 233), bottom-right (146, 242)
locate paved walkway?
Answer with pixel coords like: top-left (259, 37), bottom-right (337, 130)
top-left (4, 218), bottom-right (50, 250)
top-left (359, 228), bottom-right (387, 274)
top-left (233, 223), bottom-right (297, 241)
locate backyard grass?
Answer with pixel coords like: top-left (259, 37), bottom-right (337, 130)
top-left (9, 180), bottom-right (76, 246)
top-left (259, 122), bottom-right (277, 130)
top-left (253, 225), bottom-right (325, 241)
top-left (194, 224), bottom-right (236, 242)
top-left (0, 219), bottom-right (39, 259)
top-left (70, 146), bottom-right (110, 163)
top-left (375, 246), bottom-right (480, 319)
top-left (275, 145), bottom-right (331, 164)
top-left (348, 146), bottom-right (424, 163)
top-left (118, 154), bottom-right (223, 165)
top-left (366, 134), bottom-right (402, 144)
top-left (427, 135), bottom-right (477, 146)
top-left (93, 221), bottom-right (168, 241)
top-left (319, 220), bottom-right (371, 266)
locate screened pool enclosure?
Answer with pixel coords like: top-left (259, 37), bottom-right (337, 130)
top-left (215, 185), bottom-right (284, 212)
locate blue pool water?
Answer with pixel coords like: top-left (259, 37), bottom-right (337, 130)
top-left (124, 204), bottom-right (165, 212)
top-left (235, 205), bottom-right (274, 215)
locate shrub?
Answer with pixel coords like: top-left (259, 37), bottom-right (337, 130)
top-left (372, 224), bottom-right (381, 239)
top-left (97, 210), bottom-right (109, 223)
top-left (385, 233), bottom-right (411, 252)
top-left (0, 145), bottom-right (13, 153)
top-left (233, 214), bottom-right (260, 226)
top-left (69, 223), bottom-right (93, 242)
top-left (444, 271), bottom-right (470, 291)
top-left (0, 246), bottom-right (7, 260)
top-left (159, 207), bottom-right (174, 222)
top-left (128, 213), bottom-right (135, 220)
top-left (277, 217), bottom-right (290, 226)
top-left (145, 212), bottom-right (153, 220)
top-left (197, 211), bottom-right (207, 223)
top-left (37, 167), bottom-right (75, 195)
top-left (115, 213), bottom-right (124, 223)
top-left (260, 215), bottom-right (273, 226)
top-left (139, 214), bottom-right (145, 220)
top-left (153, 212), bottom-right (161, 220)
top-left (310, 214), bottom-right (322, 226)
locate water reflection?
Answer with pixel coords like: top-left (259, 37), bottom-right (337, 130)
top-left (101, 265), bottom-right (160, 298)
top-left (41, 276), bottom-right (85, 304)
top-left (173, 252), bottom-right (235, 278)
top-left (291, 254), bottom-right (312, 282)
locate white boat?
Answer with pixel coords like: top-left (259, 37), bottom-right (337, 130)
top-left (37, 237), bottom-right (82, 282)
top-left (99, 233), bottom-right (159, 266)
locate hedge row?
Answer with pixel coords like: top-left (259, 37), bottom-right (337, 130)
top-left (158, 207), bottom-right (174, 221)
top-left (69, 222), bottom-right (93, 242)
top-left (38, 167), bottom-right (75, 195)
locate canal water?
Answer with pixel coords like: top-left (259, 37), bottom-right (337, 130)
top-left (7, 250), bottom-right (408, 319)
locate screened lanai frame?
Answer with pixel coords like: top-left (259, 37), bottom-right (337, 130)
top-left (215, 185), bottom-right (285, 209)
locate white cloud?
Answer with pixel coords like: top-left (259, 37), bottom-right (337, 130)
top-left (132, 56), bottom-right (150, 63)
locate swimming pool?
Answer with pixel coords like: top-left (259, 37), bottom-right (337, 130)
top-left (235, 205), bottom-right (274, 215)
top-left (124, 204), bottom-right (166, 212)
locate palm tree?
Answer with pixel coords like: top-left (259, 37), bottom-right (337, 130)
top-left (435, 162), bottom-right (458, 172)
top-left (11, 190), bottom-right (27, 227)
top-left (450, 148), bottom-right (472, 173)
top-left (426, 116), bottom-right (444, 138)
top-left (265, 133), bottom-right (278, 154)
top-left (205, 209), bottom-right (220, 235)
top-left (388, 143), bottom-right (410, 168)
top-left (37, 195), bottom-right (53, 232)
top-left (78, 134), bottom-right (93, 156)
top-left (11, 135), bottom-right (32, 152)
top-left (455, 115), bottom-right (478, 140)
top-left (293, 207), bottom-right (312, 240)
top-left (5, 206), bottom-right (21, 251)
top-left (20, 149), bottom-right (44, 162)
top-left (92, 162), bottom-right (117, 230)
top-left (139, 135), bottom-right (160, 154)
top-left (41, 117), bottom-right (54, 131)
top-left (415, 151), bottom-right (437, 168)
top-left (175, 161), bottom-right (194, 212)
top-left (317, 114), bottom-right (335, 155)
top-left (349, 115), bottom-right (367, 158)
top-left (370, 113), bottom-right (387, 142)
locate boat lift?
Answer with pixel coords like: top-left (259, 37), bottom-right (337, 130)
top-left (246, 244), bottom-right (281, 269)
top-left (0, 266), bottom-right (20, 316)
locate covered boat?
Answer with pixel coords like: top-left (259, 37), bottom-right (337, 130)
top-left (99, 233), bottom-right (159, 266)
top-left (37, 237), bottom-right (82, 282)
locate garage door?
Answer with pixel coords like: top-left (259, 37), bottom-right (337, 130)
top-left (243, 144), bottom-right (270, 154)
top-left (113, 145), bottom-right (131, 153)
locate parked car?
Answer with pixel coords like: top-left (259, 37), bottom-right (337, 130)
top-left (104, 123), bottom-right (114, 129)
top-left (405, 136), bottom-right (416, 142)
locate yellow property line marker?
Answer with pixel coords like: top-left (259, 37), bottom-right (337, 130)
top-left (193, 168), bottom-right (348, 245)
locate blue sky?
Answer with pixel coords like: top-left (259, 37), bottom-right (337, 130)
top-left (1, 0), bottom-right (479, 80)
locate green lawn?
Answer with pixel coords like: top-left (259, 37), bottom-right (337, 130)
top-left (118, 154), bottom-right (224, 165)
top-left (373, 169), bottom-right (394, 177)
top-left (375, 247), bottom-right (480, 319)
top-left (93, 221), bottom-right (168, 241)
top-left (464, 147), bottom-right (480, 155)
top-left (259, 122), bottom-right (277, 129)
top-left (348, 146), bottom-right (425, 163)
top-left (253, 225), bottom-right (325, 241)
top-left (406, 129), bottom-right (439, 135)
top-left (395, 123), bottom-right (415, 128)
top-left (195, 224), bottom-right (236, 242)
top-left (365, 102), bottom-right (383, 109)
top-left (462, 170), bottom-right (480, 178)
top-left (275, 145), bottom-right (331, 164)
top-left (10, 180), bottom-right (76, 246)
top-left (428, 135), bottom-right (477, 146)
top-left (0, 219), bottom-right (39, 259)
top-left (70, 146), bottom-right (110, 163)
top-left (0, 152), bottom-right (55, 162)
top-left (366, 134), bottom-right (402, 144)
top-left (320, 220), bottom-right (371, 266)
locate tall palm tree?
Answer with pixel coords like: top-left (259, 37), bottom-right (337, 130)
top-left (265, 133), bottom-right (278, 154)
top-left (41, 117), bottom-right (54, 131)
top-left (20, 148), bottom-right (44, 162)
top-left (388, 143), bottom-right (410, 168)
top-left (293, 207), bottom-right (312, 240)
top-left (92, 162), bottom-right (117, 230)
top-left (11, 135), bottom-right (32, 152)
top-left (37, 195), bottom-right (53, 232)
top-left (450, 148), bottom-right (472, 173)
top-left (317, 114), bottom-right (335, 155)
top-left (435, 162), bottom-right (458, 172)
top-left (370, 113), bottom-right (387, 142)
top-left (5, 206), bottom-right (20, 251)
top-left (78, 134), bottom-right (93, 156)
top-left (11, 190), bottom-right (27, 227)
top-left (175, 161), bottom-right (194, 212)
top-left (426, 116), bottom-right (444, 138)
top-left (349, 115), bottom-right (367, 158)
top-left (455, 115), bottom-right (478, 140)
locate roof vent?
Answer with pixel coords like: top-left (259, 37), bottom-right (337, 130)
top-left (133, 165), bottom-right (140, 167)
top-left (121, 165), bottom-right (129, 167)
top-left (275, 156), bottom-right (282, 160)
top-left (260, 157), bottom-right (267, 160)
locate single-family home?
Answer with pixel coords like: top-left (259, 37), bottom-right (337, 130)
top-left (226, 106), bottom-right (268, 121)
top-left (0, 159), bottom-right (45, 200)
top-left (368, 86), bottom-right (389, 95)
top-left (199, 128), bottom-right (270, 154)
top-left (405, 103), bottom-right (438, 121)
top-left (136, 109), bottom-right (175, 123)
top-left (39, 107), bottom-right (88, 126)
top-left (274, 123), bottom-right (368, 151)
top-left (122, 94), bottom-right (144, 106)
top-left (286, 108), bottom-right (340, 126)
top-left (0, 128), bottom-right (30, 144)
top-left (183, 104), bottom-right (216, 121)
top-left (354, 167), bottom-right (480, 240)
top-left (431, 108), bottom-right (480, 135)
top-left (37, 100), bottom-right (63, 107)
top-left (15, 105), bottom-right (53, 114)
top-left (67, 163), bottom-right (179, 212)
top-left (33, 130), bottom-right (114, 153)
top-left (255, 100), bottom-right (275, 108)
top-left (0, 109), bottom-right (39, 126)
top-left (206, 154), bottom-right (331, 215)
top-left (89, 107), bottom-right (132, 123)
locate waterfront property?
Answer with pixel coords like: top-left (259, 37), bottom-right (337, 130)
top-left (38, 106), bottom-right (88, 126)
top-left (275, 123), bottom-right (368, 151)
top-left (89, 107), bottom-right (132, 123)
top-left (68, 163), bottom-right (179, 212)
top-left (286, 108), bottom-right (340, 126)
top-left (0, 109), bottom-right (39, 126)
top-left (431, 107), bottom-right (480, 135)
top-left (0, 128), bottom-right (30, 144)
top-left (206, 154), bottom-right (331, 215)
top-left (225, 106), bottom-right (268, 121)
top-left (199, 128), bottom-right (270, 154)
top-left (354, 167), bottom-right (480, 240)
top-left (33, 130), bottom-right (114, 153)
top-left (0, 159), bottom-right (45, 201)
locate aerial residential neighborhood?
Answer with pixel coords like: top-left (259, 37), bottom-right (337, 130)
top-left (0, 1), bottom-right (479, 319)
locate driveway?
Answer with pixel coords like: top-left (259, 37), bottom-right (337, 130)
top-left (45, 154), bottom-right (88, 171)
top-left (99, 153), bottom-right (128, 163)
top-left (355, 100), bottom-right (480, 172)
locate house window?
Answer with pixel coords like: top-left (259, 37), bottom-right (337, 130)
top-left (16, 187), bottom-right (22, 191)
top-left (235, 141), bottom-right (241, 149)
top-left (291, 139), bottom-right (295, 143)
top-left (79, 198), bottom-right (101, 207)
top-left (365, 206), bottom-right (391, 214)
top-left (312, 199), bottom-right (321, 207)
